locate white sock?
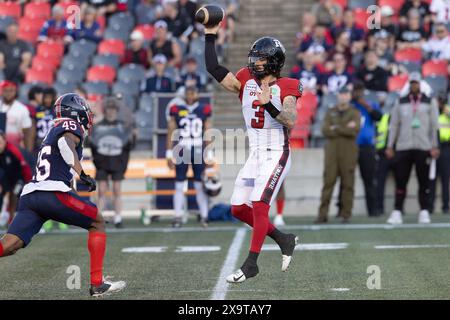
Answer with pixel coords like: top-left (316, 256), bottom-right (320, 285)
top-left (194, 181), bottom-right (209, 219)
top-left (113, 214), bottom-right (122, 224)
top-left (174, 181), bottom-right (185, 218)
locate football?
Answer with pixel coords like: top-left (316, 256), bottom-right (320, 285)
top-left (195, 4), bottom-right (225, 28)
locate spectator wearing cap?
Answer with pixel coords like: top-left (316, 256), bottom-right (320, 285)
top-left (321, 52), bottom-right (353, 95)
top-left (141, 54), bottom-right (174, 93)
top-left (38, 5), bottom-right (73, 44)
top-left (399, 71), bottom-right (433, 97)
top-left (356, 51), bottom-right (389, 93)
top-left (396, 9), bottom-right (427, 50)
top-left (91, 97), bottom-right (135, 228)
top-left (385, 73), bottom-right (440, 225)
top-left (122, 30), bottom-right (149, 68)
top-left (352, 82), bottom-right (382, 217)
top-left (399, 0), bottom-right (431, 25)
top-left (71, 5), bottom-right (103, 43)
top-left (331, 9), bottom-right (366, 54)
top-left (149, 20), bottom-right (182, 67)
top-left (316, 86), bottom-right (361, 223)
top-left (0, 81), bottom-right (33, 152)
top-left (311, 0), bottom-right (342, 27)
top-left (135, 0), bottom-right (163, 25)
top-left (368, 6), bottom-right (398, 49)
top-left (177, 56), bottom-right (204, 91)
top-left (430, 0), bottom-right (450, 24)
top-left (429, 92), bottom-right (450, 214)
top-left (423, 23), bottom-right (450, 60)
top-left (0, 24), bottom-right (32, 84)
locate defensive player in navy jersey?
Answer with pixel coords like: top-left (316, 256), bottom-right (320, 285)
top-left (0, 93), bottom-right (126, 297)
top-left (166, 86), bottom-right (213, 228)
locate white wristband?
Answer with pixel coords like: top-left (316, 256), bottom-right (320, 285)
top-left (166, 149), bottom-right (173, 159)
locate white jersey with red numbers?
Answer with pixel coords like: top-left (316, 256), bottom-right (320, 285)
top-left (236, 67), bottom-right (303, 151)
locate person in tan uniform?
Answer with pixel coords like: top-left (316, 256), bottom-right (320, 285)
top-left (316, 86), bottom-right (361, 223)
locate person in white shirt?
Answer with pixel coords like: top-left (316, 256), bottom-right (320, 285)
top-left (430, 0), bottom-right (450, 23)
top-left (0, 81), bottom-right (33, 152)
top-left (423, 23), bottom-right (450, 60)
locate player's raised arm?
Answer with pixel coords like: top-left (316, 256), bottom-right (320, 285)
top-left (204, 24), bottom-right (241, 94)
top-left (58, 132), bottom-right (96, 191)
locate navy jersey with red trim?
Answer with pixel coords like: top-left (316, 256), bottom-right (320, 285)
top-left (32, 119), bottom-right (84, 187)
top-left (169, 102), bottom-right (212, 148)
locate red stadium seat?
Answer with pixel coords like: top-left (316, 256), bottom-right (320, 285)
top-left (87, 65), bottom-right (116, 84)
top-left (134, 24), bottom-right (155, 41)
top-left (298, 92), bottom-right (318, 112)
top-left (37, 41), bottom-right (65, 59)
top-left (422, 60), bottom-right (448, 77)
top-left (353, 8), bottom-right (371, 31)
top-left (378, 0), bottom-right (404, 14)
top-left (57, 1), bottom-right (79, 19)
top-left (25, 68), bottom-right (54, 85)
top-left (388, 74), bottom-right (409, 92)
top-left (331, 0), bottom-right (348, 10)
top-left (394, 48), bottom-right (422, 63)
top-left (0, 1), bottom-right (21, 19)
top-left (24, 1), bottom-right (51, 19)
top-left (98, 39), bottom-right (125, 58)
top-left (96, 15), bottom-right (106, 31)
top-left (18, 17), bottom-right (45, 44)
top-left (31, 55), bottom-right (58, 72)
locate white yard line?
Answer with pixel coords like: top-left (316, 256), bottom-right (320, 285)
top-left (375, 244), bottom-right (450, 249)
top-left (211, 228), bottom-right (247, 300)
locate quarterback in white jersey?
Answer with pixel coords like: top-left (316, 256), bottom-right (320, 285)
top-left (205, 25), bottom-right (302, 283)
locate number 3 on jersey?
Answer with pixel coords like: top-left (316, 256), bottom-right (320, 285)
top-left (251, 100), bottom-right (265, 129)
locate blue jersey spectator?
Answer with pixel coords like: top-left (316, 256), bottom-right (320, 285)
top-left (38, 5), bottom-right (72, 44)
top-left (71, 6), bottom-right (103, 43)
top-left (141, 54), bottom-right (174, 93)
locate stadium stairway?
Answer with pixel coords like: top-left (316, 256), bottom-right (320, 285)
top-left (213, 0), bottom-right (314, 130)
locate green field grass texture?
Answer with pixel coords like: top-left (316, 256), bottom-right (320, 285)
top-left (1, 216), bottom-right (450, 300)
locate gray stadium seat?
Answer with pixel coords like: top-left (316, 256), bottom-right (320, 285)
top-left (400, 61), bottom-right (421, 74)
top-left (69, 39), bottom-right (97, 58)
top-left (425, 76), bottom-right (448, 97)
top-left (92, 54), bottom-right (120, 69)
top-left (135, 108), bottom-right (154, 142)
top-left (348, 0), bottom-right (376, 9)
top-left (0, 16), bottom-right (14, 32)
top-left (104, 27), bottom-right (129, 42)
top-left (116, 94), bottom-right (136, 111)
top-left (108, 12), bottom-right (135, 32)
top-left (118, 64), bottom-right (146, 83)
top-left (364, 90), bottom-right (380, 104)
top-left (320, 93), bottom-right (338, 109)
top-left (53, 82), bottom-right (77, 95)
top-left (139, 93), bottom-right (153, 111)
top-left (57, 67), bottom-right (84, 84)
top-left (61, 54), bottom-right (90, 71)
top-left (113, 80), bottom-right (140, 97)
top-left (83, 81), bottom-right (110, 95)
top-left (383, 92), bottom-right (399, 113)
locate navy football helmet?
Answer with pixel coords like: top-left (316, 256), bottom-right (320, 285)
top-left (247, 37), bottom-right (286, 79)
top-left (54, 93), bottom-right (93, 136)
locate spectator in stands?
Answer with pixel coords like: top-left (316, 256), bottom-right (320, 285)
top-left (25, 86), bottom-right (44, 163)
top-left (149, 20), bottom-right (182, 67)
top-left (141, 54), bottom-right (174, 93)
top-left (122, 30), bottom-right (149, 68)
top-left (396, 9), bottom-right (427, 50)
top-left (81, 0), bottom-right (118, 18)
top-left (321, 53), bottom-right (353, 95)
top-left (356, 51), bottom-right (389, 93)
top-left (373, 34), bottom-right (395, 72)
top-left (177, 56), bottom-right (204, 91)
top-left (38, 5), bottom-right (73, 44)
top-left (213, 0), bottom-right (239, 41)
top-left (91, 97), bottom-right (135, 228)
top-left (327, 31), bottom-right (352, 63)
top-left (71, 6), bottom-right (103, 43)
top-left (34, 87), bottom-right (57, 152)
top-left (423, 23), bottom-right (450, 60)
top-left (135, 0), bottom-right (163, 25)
top-left (294, 12), bottom-right (317, 49)
top-left (0, 24), bottom-right (32, 84)
top-left (385, 73), bottom-right (440, 224)
top-left (311, 0), bottom-right (342, 27)
top-left (298, 23), bottom-right (333, 66)
top-left (352, 82), bottom-right (382, 217)
top-left (399, 0), bottom-right (431, 25)
top-left (430, 0), bottom-right (450, 24)
top-left (316, 86), bottom-right (360, 223)
top-left (0, 81), bottom-right (33, 152)
top-left (331, 9), bottom-right (365, 54)
top-left (162, 1), bottom-right (192, 39)
top-left (368, 6), bottom-right (397, 50)
top-left (290, 52), bottom-right (322, 94)
top-left (429, 92), bottom-right (450, 214)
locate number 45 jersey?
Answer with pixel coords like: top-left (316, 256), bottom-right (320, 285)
top-left (236, 68), bottom-right (302, 151)
top-left (21, 118), bottom-right (84, 196)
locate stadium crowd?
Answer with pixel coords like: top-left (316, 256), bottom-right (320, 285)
top-left (291, 0), bottom-right (450, 222)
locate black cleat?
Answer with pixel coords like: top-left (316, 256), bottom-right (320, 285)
top-left (279, 234), bottom-right (299, 272)
top-left (226, 263), bottom-right (259, 283)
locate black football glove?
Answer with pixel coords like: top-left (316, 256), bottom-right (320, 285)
top-left (80, 170), bottom-right (97, 192)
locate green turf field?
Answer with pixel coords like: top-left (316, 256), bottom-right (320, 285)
top-left (1, 215), bottom-right (450, 300)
